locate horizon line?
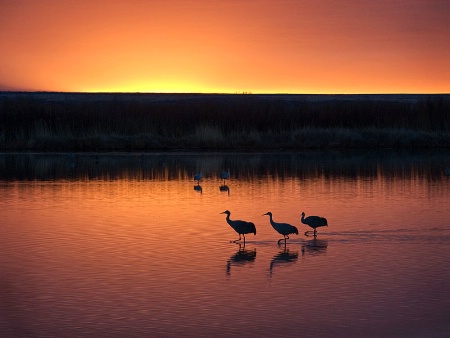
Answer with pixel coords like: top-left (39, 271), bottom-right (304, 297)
top-left (1, 90), bottom-right (450, 95)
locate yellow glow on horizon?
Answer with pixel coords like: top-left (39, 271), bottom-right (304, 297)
top-left (1, 1), bottom-right (450, 94)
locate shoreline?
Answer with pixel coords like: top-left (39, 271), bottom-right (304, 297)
top-left (1, 92), bottom-right (449, 152)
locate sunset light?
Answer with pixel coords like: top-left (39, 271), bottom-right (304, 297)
top-left (1, 0), bottom-right (450, 93)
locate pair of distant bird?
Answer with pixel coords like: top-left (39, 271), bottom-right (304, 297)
top-left (194, 170), bottom-right (230, 185)
top-left (221, 210), bottom-right (328, 245)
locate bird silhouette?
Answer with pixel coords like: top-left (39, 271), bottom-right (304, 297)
top-left (219, 169), bottom-right (230, 184)
top-left (193, 172), bottom-right (203, 185)
top-left (301, 212), bottom-right (328, 237)
top-left (221, 210), bottom-right (256, 245)
top-left (262, 212), bottom-right (298, 244)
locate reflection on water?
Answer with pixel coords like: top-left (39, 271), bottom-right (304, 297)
top-left (301, 238), bottom-right (328, 257)
top-left (219, 184), bottom-right (230, 195)
top-left (226, 245), bottom-right (257, 276)
top-left (1, 150), bottom-right (450, 337)
top-left (269, 245), bottom-right (299, 276)
top-left (1, 149), bottom-right (449, 182)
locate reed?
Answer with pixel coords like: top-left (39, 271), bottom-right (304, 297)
top-left (1, 93), bottom-right (449, 151)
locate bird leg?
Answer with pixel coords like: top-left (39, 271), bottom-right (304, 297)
top-left (277, 235), bottom-right (289, 244)
top-left (231, 234), bottom-right (242, 243)
top-left (304, 230), bottom-right (318, 237)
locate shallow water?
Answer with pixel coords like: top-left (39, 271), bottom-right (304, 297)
top-left (1, 151), bottom-right (450, 337)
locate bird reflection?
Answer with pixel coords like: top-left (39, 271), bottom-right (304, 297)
top-left (226, 245), bottom-right (257, 276)
top-left (193, 184), bottom-right (202, 194)
top-left (301, 238), bottom-right (328, 257)
top-left (269, 245), bottom-right (299, 276)
top-left (219, 184), bottom-right (230, 195)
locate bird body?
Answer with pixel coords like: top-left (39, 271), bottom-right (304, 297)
top-left (221, 210), bottom-right (256, 244)
top-left (301, 212), bottom-right (328, 236)
top-left (219, 169), bottom-right (230, 180)
top-left (263, 212), bottom-right (298, 244)
top-left (194, 172), bottom-right (203, 184)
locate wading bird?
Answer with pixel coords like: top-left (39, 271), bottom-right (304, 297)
top-left (219, 169), bottom-right (230, 184)
top-left (301, 212), bottom-right (328, 236)
top-left (262, 212), bottom-right (298, 244)
top-left (221, 210), bottom-right (256, 245)
top-left (193, 172), bottom-right (203, 185)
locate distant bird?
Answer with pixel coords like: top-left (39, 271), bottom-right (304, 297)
top-left (221, 210), bottom-right (256, 245)
top-left (262, 212), bottom-right (298, 244)
top-left (193, 172), bottom-right (203, 184)
top-left (445, 167), bottom-right (450, 176)
top-left (219, 169), bottom-right (230, 184)
top-left (301, 212), bottom-right (328, 237)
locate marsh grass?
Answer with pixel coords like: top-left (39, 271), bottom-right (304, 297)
top-left (1, 93), bottom-right (449, 151)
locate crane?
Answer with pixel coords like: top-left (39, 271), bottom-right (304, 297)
top-left (193, 172), bottom-right (203, 185)
top-left (301, 212), bottom-right (328, 236)
top-left (219, 169), bottom-right (230, 185)
top-left (262, 212), bottom-right (298, 244)
top-left (221, 210), bottom-right (256, 245)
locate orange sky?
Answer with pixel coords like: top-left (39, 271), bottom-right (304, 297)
top-left (1, 0), bottom-right (449, 93)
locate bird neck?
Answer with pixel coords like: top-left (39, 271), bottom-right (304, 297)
top-left (301, 214), bottom-right (305, 223)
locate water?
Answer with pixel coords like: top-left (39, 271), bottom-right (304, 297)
top-left (1, 151), bottom-right (450, 337)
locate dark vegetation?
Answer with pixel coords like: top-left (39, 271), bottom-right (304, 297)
top-left (1, 93), bottom-right (449, 151)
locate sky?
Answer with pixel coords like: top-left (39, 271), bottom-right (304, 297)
top-left (1, 0), bottom-right (450, 93)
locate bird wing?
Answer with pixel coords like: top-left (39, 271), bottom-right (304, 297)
top-left (305, 216), bottom-right (327, 226)
top-left (241, 221), bottom-right (256, 234)
top-left (277, 222), bottom-right (297, 235)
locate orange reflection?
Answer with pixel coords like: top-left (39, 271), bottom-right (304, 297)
top-left (2, 164), bottom-right (450, 336)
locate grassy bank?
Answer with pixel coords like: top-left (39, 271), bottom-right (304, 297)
top-left (1, 93), bottom-right (449, 151)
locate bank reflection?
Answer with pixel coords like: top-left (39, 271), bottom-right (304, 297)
top-left (226, 245), bottom-right (257, 276)
top-left (1, 150), bottom-right (449, 182)
top-left (269, 245), bottom-right (299, 276)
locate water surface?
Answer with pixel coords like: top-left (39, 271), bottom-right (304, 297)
top-left (1, 151), bottom-right (449, 337)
